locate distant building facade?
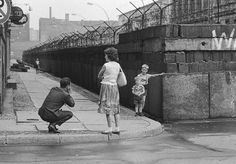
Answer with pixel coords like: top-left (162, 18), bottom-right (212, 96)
top-left (30, 28), bottom-right (39, 41)
top-left (118, 0), bottom-right (236, 30)
top-left (39, 14), bottom-right (118, 42)
top-left (172, 0), bottom-right (236, 24)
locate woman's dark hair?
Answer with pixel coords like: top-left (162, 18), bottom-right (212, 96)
top-left (104, 47), bottom-right (119, 62)
top-left (60, 77), bottom-right (71, 88)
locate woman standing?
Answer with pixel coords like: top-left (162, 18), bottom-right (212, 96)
top-left (98, 47), bottom-right (121, 135)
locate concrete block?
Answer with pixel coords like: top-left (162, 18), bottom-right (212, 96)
top-left (203, 51), bottom-right (212, 62)
top-left (6, 79), bottom-right (17, 89)
top-left (210, 72), bottom-right (236, 118)
top-left (143, 38), bottom-right (163, 52)
top-left (217, 61), bottom-right (225, 71)
top-left (119, 32), bottom-right (139, 43)
top-left (212, 51), bottom-right (222, 61)
top-left (0, 135), bottom-right (6, 145)
top-left (180, 24), bottom-right (212, 38)
top-left (225, 62), bottom-right (236, 71)
top-left (163, 73), bottom-right (209, 121)
top-left (231, 52), bottom-right (236, 61)
top-left (165, 38), bottom-right (212, 51)
top-left (185, 52), bottom-right (195, 63)
top-left (144, 52), bottom-right (163, 63)
top-left (142, 26), bottom-right (157, 39)
top-left (222, 53), bottom-right (232, 62)
top-left (188, 63), bottom-right (199, 73)
top-left (194, 52), bottom-right (204, 62)
top-left (198, 61), bottom-right (208, 72)
top-left (165, 53), bottom-right (176, 63)
top-left (166, 63), bottom-right (178, 73)
top-left (117, 42), bottom-right (142, 53)
top-left (179, 24), bottom-right (236, 38)
top-left (178, 63), bottom-right (189, 73)
top-left (141, 25), bottom-right (179, 39)
top-left (164, 24), bottom-right (179, 38)
top-left (176, 52), bottom-right (185, 63)
top-left (207, 61), bottom-right (218, 72)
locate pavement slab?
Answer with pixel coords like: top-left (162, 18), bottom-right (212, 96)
top-left (36, 122), bottom-right (86, 131)
top-left (0, 69), bottom-right (163, 145)
top-left (16, 111), bottom-right (80, 123)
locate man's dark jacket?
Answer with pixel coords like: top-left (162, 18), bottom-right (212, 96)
top-left (38, 87), bottom-right (75, 117)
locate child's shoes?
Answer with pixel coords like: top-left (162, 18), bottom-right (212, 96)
top-left (139, 112), bottom-right (144, 116)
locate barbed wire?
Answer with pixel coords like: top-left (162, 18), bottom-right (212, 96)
top-left (24, 0), bottom-right (235, 54)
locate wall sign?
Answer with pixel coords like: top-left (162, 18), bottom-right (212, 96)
top-left (0, 0), bottom-right (11, 24)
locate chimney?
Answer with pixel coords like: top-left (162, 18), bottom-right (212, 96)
top-left (65, 13), bottom-right (69, 21)
top-left (49, 7), bottom-right (52, 19)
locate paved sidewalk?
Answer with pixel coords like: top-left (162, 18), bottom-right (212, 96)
top-left (0, 68), bottom-right (162, 145)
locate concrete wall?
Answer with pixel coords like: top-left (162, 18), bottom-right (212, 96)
top-left (23, 24), bottom-right (236, 121)
top-left (163, 71), bottom-right (236, 121)
top-left (23, 44), bottom-right (165, 120)
top-left (210, 72), bottom-right (236, 118)
top-left (163, 73), bottom-right (209, 121)
top-left (162, 24), bottom-right (236, 121)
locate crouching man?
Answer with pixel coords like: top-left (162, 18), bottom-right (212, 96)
top-left (38, 77), bottom-right (75, 133)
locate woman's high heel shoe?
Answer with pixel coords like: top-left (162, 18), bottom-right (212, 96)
top-left (101, 129), bottom-right (112, 135)
top-left (112, 127), bottom-right (120, 135)
top-left (112, 131), bottom-right (120, 135)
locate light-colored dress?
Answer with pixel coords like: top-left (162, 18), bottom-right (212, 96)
top-left (98, 61), bottom-right (121, 115)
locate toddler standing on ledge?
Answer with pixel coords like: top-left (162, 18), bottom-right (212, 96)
top-left (134, 64), bottom-right (164, 116)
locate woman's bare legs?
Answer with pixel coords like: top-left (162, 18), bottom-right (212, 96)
top-left (114, 114), bottom-right (120, 132)
top-left (104, 114), bottom-right (112, 133)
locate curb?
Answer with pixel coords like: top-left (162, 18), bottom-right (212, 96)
top-left (0, 120), bottom-right (163, 146)
top-left (1, 70), bottom-right (163, 145)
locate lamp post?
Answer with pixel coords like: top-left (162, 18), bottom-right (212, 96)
top-left (70, 13), bottom-right (86, 26)
top-left (87, 2), bottom-right (110, 22)
top-left (70, 13), bottom-right (86, 20)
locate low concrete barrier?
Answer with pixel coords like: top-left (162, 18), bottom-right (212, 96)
top-left (163, 73), bottom-right (209, 121)
top-left (210, 72), bottom-right (236, 118)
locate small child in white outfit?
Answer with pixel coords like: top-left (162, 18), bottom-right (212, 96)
top-left (132, 77), bottom-right (145, 116)
top-left (134, 64), bottom-right (164, 116)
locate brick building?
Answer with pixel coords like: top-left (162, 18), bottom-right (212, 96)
top-left (119, 0), bottom-right (236, 29)
top-left (171, 0), bottom-right (236, 24)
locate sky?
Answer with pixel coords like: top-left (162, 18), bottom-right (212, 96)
top-left (12, 0), bottom-right (155, 30)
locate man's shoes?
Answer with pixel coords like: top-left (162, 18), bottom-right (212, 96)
top-left (135, 112), bottom-right (139, 117)
top-left (48, 124), bottom-right (60, 133)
